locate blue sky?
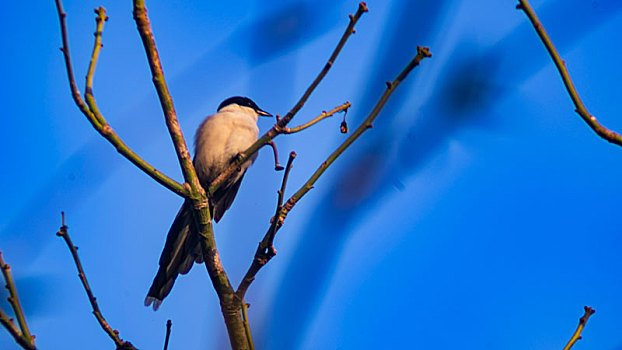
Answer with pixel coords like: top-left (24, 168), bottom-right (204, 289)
top-left (1, 0), bottom-right (622, 349)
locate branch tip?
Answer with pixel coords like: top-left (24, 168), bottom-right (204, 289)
top-left (518, 0), bottom-right (622, 146)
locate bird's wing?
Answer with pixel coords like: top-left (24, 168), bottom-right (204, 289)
top-left (211, 173), bottom-right (245, 223)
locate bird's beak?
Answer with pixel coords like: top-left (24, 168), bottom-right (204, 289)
top-left (257, 109), bottom-right (272, 117)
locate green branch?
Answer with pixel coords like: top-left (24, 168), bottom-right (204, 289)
top-left (562, 306), bottom-right (595, 350)
top-left (517, 0), bottom-right (622, 147)
top-left (53, 0), bottom-right (187, 197)
top-left (0, 252), bottom-right (36, 350)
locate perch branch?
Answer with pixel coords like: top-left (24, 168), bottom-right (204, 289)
top-left (209, 2), bottom-right (367, 195)
top-left (0, 252), bottom-right (35, 350)
top-left (56, 213), bottom-right (138, 350)
top-left (236, 46), bottom-right (432, 299)
top-left (562, 306), bottom-right (595, 350)
top-left (53, 0), bottom-right (187, 197)
top-left (517, 0), bottom-right (622, 147)
top-left (132, 1), bottom-right (252, 348)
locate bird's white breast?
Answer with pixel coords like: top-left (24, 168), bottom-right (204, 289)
top-left (193, 108), bottom-right (259, 186)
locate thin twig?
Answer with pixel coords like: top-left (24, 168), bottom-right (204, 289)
top-left (236, 46), bottom-right (432, 300)
top-left (0, 307), bottom-right (31, 350)
top-left (268, 141), bottom-right (284, 170)
top-left (0, 252), bottom-right (36, 350)
top-left (209, 3), bottom-right (368, 195)
top-left (235, 151), bottom-right (295, 299)
top-left (56, 213), bottom-right (138, 350)
top-left (240, 302), bottom-right (255, 350)
top-left (84, 7), bottom-right (108, 127)
top-left (517, 0), bottom-right (622, 147)
top-left (277, 102), bottom-right (351, 134)
top-left (562, 306), bottom-right (595, 350)
top-left (53, 0), bottom-right (187, 197)
top-left (163, 320), bottom-right (172, 350)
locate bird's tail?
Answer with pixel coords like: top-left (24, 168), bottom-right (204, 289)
top-left (145, 201), bottom-right (202, 310)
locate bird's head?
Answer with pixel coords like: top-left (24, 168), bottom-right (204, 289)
top-left (217, 96), bottom-right (272, 120)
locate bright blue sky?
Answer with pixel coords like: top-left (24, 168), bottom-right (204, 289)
top-left (1, 0), bottom-right (622, 349)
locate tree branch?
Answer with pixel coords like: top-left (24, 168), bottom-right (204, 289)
top-left (236, 152), bottom-right (296, 299)
top-left (562, 306), bottom-right (595, 350)
top-left (209, 2), bottom-right (368, 195)
top-left (236, 46), bottom-right (432, 300)
top-left (53, 0), bottom-right (187, 197)
top-left (517, 0), bottom-right (622, 147)
top-left (0, 252), bottom-right (36, 350)
top-left (132, 0), bottom-right (204, 197)
top-left (131, 1), bottom-right (252, 348)
top-left (56, 213), bottom-right (138, 350)
top-left (163, 320), bottom-right (172, 350)
top-left (276, 102), bottom-right (351, 134)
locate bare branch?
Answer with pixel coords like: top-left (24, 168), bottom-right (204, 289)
top-left (236, 46), bottom-right (432, 300)
top-left (268, 141), bottom-right (284, 170)
top-left (53, 0), bottom-right (187, 197)
top-left (517, 0), bottom-right (622, 147)
top-left (276, 102), bottom-right (351, 134)
top-left (241, 302), bottom-right (255, 350)
top-left (562, 306), bottom-right (595, 350)
top-left (131, 1), bottom-right (252, 347)
top-left (163, 320), bottom-right (172, 350)
top-left (132, 0), bottom-right (204, 197)
top-left (56, 213), bottom-right (138, 350)
top-left (236, 151), bottom-right (295, 299)
top-left (209, 2), bottom-right (368, 195)
top-left (0, 252), bottom-right (35, 350)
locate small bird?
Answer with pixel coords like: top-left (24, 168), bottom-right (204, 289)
top-left (145, 96), bottom-right (271, 310)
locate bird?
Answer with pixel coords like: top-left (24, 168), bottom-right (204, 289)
top-left (145, 96), bottom-right (271, 310)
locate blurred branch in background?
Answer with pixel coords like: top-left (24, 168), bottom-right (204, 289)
top-left (0, 252), bottom-right (36, 350)
top-left (562, 306), bottom-right (595, 350)
top-left (517, 0), bottom-right (622, 147)
top-left (56, 213), bottom-right (138, 350)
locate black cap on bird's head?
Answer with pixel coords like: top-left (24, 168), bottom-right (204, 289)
top-left (218, 96), bottom-right (272, 117)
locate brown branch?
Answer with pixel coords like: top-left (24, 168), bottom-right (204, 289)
top-left (517, 0), bottom-right (622, 147)
top-left (53, 0), bottom-right (187, 197)
top-left (236, 46), bottom-right (432, 300)
top-left (236, 152), bottom-right (296, 299)
top-left (131, 1), bottom-right (251, 348)
top-left (56, 213), bottom-right (138, 350)
top-left (163, 320), bottom-right (172, 350)
top-left (132, 0), bottom-right (204, 197)
top-left (562, 306), bottom-right (595, 350)
top-left (209, 2), bottom-right (368, 195)
top-left (276, 102), bottom-right (351, 134)
top-left (268, 141), bottom-right (284, 170)
top-left (0, 252), bottom-right (36, 350)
